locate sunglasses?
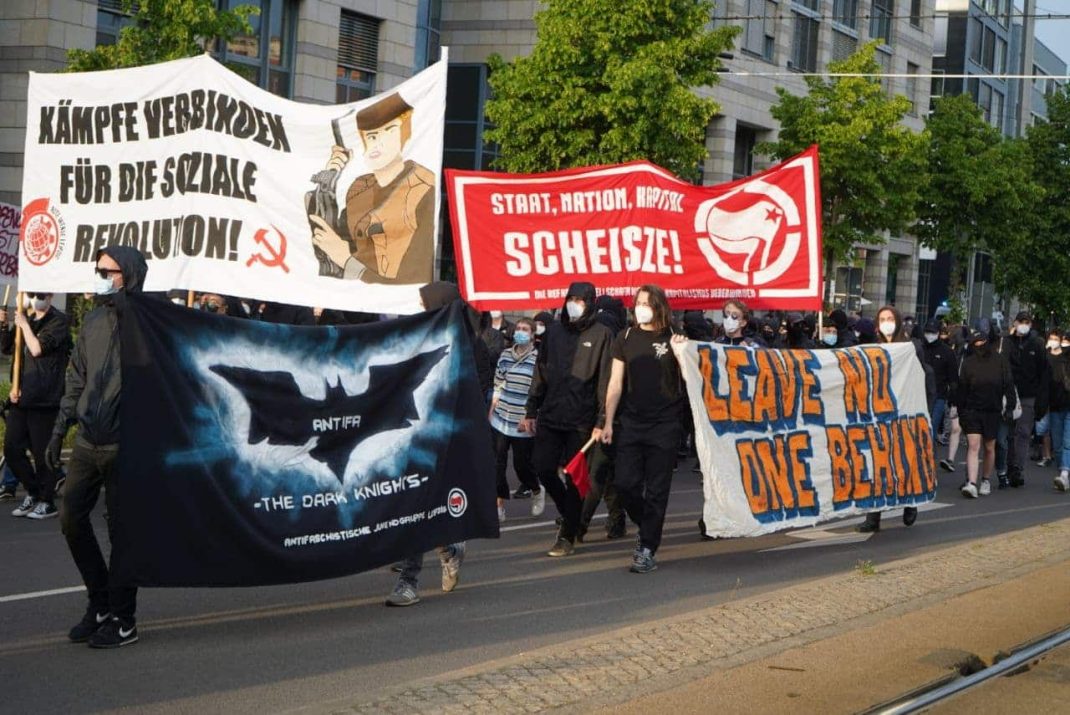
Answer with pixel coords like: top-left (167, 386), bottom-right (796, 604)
top-left (26, 293), bottom-right (47, 300)
top-left (95, 267), bottom-right (122, 279)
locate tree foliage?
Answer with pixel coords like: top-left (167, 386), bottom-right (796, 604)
top-left (483, 0), bottom-right (739, 180)
top-left (758, 43), bottom-right (928, 267)
top-left (66, 0), bottom-right (257, 72)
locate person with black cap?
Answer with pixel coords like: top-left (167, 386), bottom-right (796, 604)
top-left (955, 318), bottom-right (1018, 499)
top-left (521, 282), bottom-right (613, 557)
top-left (780, 312), bottom-right (815, 349)
top-left (47, 246), bottom-right (147, 648)
top-left (997, 311), bottom-right (1048, 487)
top-left (921, 318), bottom-right (957, 444)
top-left (858, 305), bottom-right (934, 532)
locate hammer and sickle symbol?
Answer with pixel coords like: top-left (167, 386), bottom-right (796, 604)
top-left (246, 226), bottom-right (290, 273)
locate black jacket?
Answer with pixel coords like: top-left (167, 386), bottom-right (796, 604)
top-left (1038, 350), bottom-right (1070, 415)
top-left (922, 338), bottom-right (957, 401)
top-left (418, 281), bottom-right (494, 395)
top-left (54, 246), bottom-right (148, 446)
top-left (1, 306), bottom-right (72, 408)
top-left (526, 282), bottom-right (613, 432)
top-left (956, 345), bottom-right (1017, 414)
top-left (1002, 332), bottom-right (1048, 399)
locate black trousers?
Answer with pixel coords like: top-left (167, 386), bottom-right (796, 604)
top-left (60, 442), bottom-right (137, 621)
top-left (614, 419), bottom-right (681, 553)
top-left (492, 429), bottom-right (539, 498)
top-left (580, 440), bottom-right (625, 534)
top-left (532, 425), bottom-right (586, 540)
top-left (3, 405), bottom-right (60, 502)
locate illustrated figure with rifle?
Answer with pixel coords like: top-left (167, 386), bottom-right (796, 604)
top-left (307, 92), bottom-right (435, 285)
top-left (0, 288), bottom-right (71, 520)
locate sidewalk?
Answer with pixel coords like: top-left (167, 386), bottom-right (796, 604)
top-left (300, 517), bottom-right (1070, 715)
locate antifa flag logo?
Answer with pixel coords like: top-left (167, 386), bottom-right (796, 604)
top-left (19, 197), bottom-right (62, 266)
top-left (447, 488), bottom-right (467, 517)
top-left (209, 345), bottom-right (449, 482)
top-left (693, 178), bottom-right (803, 286)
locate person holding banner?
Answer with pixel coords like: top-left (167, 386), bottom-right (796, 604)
top-left (46, 246), bottom-right (147, 648)
top-left (953, 320), bottom-right (1017, 499)
top-left (858, 305), bottom-right (933, 533)
top-left (522, 282), bottom-right (613, 557)
top-left (601, 285), bottom-right (687, 573)
top-left (1, 293), bottom-right (71, 519)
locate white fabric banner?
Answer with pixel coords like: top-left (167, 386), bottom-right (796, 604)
top-left (674, 341), bottom-right (936, 538)
top-left (18, 53), bottom-right (447, 314)
top-left (0, 202), bottom-right (19, 287)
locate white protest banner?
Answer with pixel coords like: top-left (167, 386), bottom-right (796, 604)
top-left (675, 342), bottom-right (936, 538)
top-left (19, 52), bottom-right (447, 314)
top-left (0, 202), bottom-right (20, 287)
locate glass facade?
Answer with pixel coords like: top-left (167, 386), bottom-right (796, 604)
top-left (338, 11), bottom-right (380, 102)
top-left (216, 0), bottom-right (297, 98)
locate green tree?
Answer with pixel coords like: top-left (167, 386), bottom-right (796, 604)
top-left (758, 43), bottom-right (928, 276)
top-left (915, 94), bottom-right (1041, 312)
top-left (66, 0), bottom-right (256, 72)
top-left (484, 0), bottom-right (739, 180)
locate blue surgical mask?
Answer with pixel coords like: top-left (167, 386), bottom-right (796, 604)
top-left (822, 333), bottom-right (838, 346)
top-left (93, 274), bottom-right (118, 296)
top-left (513, 331), bottom-right (531, 345)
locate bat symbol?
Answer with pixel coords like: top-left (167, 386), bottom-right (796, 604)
top-left (209, 345), bottom-right (449, 482)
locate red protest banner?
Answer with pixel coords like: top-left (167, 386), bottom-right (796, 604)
top-left (446, 146), bottom-right (822, 311)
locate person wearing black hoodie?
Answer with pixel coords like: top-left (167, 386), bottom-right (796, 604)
top-left (522, 282), bottom-right (613, 556)
top-left (384, 281), bottom-right (483, 607)
top-left (999, 311), bottom-right (1048, 487)
top-left (921, 318), bottom-right (957, 444)
top-left (46, 246), bottom-right (147, 648)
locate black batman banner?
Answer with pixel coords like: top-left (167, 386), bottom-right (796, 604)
top-left (116, 294), bottom-right (498, 586)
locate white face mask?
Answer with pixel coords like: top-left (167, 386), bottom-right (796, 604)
top-left (32, 297), bottom-right (48, 312)
top-left (22, 295), bottom-right (33, 310)
top-left (566, 302), bottom-right (585, 320)
top-left (1048, 339), bottom-right (1060, 350)
top-left (722, 316), bottom-right (740, 334)
top-left (1016, 324), bottom-right (1030, 336)
top-left (490, 311), bottom-right (503, 320)
top-left (93, 274), bottom-right (118, 296)
top-left (879, 321), bottom-right (897, 338)
top-left (924, 333), bottom-right (938, 343)
top-left (634, 305), bottom-right (654, 325)
top-left (535, 324), bottom-right (545, 335)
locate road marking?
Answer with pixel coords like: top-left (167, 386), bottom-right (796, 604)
top-left (0, 585), bottom-right (85, 604)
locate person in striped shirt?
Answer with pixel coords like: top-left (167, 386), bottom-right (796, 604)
top-left (489, 318), bottom-right (543, 521)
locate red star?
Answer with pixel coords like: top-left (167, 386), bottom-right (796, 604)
top-left (765, 207), bottom-right (782, 222)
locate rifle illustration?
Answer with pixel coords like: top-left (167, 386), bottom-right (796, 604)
top-left (306, 110), bottom-right (355, 278)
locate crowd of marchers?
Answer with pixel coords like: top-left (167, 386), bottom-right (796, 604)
top-left (1, 252), bottom-right (1066, 647)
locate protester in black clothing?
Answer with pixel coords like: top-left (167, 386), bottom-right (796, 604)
top-left (758, 316), bottom-right (778, 346)
top-left (716, 300), bottom-right (766, 347)
top-left (522, 282), bottom-right (613, 557)
top-left (681, 310), bottom-right (713, 341)
top-left (819, 309), bottom-right (857, 349)
top-left (854, 317), bottom-right (877, 345)
top-left (259, 301), bottom-right (315, 325)
top-left (533, 311), bottom-right (553, 347)
top-left (857, 305), bottom-right (933, 533)
top-left (922, 318), bottom-right (957, 443)
top-left (601, 285), bottom-right (686, 573)
top-left (1, 293), bottom-right (71, 520)
top-left (999, 311), bottom-right (1048, 487)
top-left (780, 312), bottom-right (815, 349)
top-left (594, 295), bottom-right (626, 334)
top-left (956, 319), bottom-right (1017, 499)
top-left (488, 310), bottom-right (514, 344)
top-left (47, 246), bottom-right (146, 648)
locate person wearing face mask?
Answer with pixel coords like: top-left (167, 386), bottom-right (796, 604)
top-left (46, 246), bottom-right (147, 648)
top-left (0, 292), bottom-right (72, 520)
top-left (921, 318), bottom-right (957, 444)
top-left (1033, 329), bottom-right (1063, 468)
top-left (993, 311), bottom-right (1047, 488)
top-left (488, 309), bottom-right (514, 343)
top-left (716, 300), bottom-right (766, 347)
top-left (955, 319), bottom-right (1017, 499)
top-left (1036, 329), bottom-right (1070, 492)
top-left (858, 305), bottom-right (934, 533)
top-left (522, 282), bottom-right (613, 557)
top-left (601, 285), bottom-right (687, 573)
top-left (818, 309), bottom-right (857, 349)
top-left (532, 311), bottom-right (553, 349)
top-left (489, 318), bottom-right (542, 521)
top-left (781, 312), bottom-right (815, 349)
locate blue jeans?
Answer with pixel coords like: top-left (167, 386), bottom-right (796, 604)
top-left (1049, 411), bottom-right (1070, 470)
top-left (398, 543), bottom-right (464, 587)
top-left (931, 399), bottom-right (946, 443)
top-left (1, 465), bottom-right (16, 489)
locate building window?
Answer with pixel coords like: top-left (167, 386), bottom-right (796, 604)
top-left (96, 0), bottom-right (134, 47)
top-left (791, 13), bottom-right (819, 72)
top-left (832, 28), bottom-right (856, 60)
top-left (337, 11), bottom-right (380, 103)
top-left (991, 89), bottom-right (1003, 132)
top-left (968, 17), bottom-right (983, 64)
top-left (929, 69), bottom-right (945, 112)
top-left (933, 15), bottom-right (948, 56)
top-left (995, 36), bottom-right (1006, 74)
top-left (906, 62), bottom-right (919, 116)
top-left (445, 64), bottom-right (496, 171)
top-left (909, 0), bottom-right (922, 28)
top-left (216, 0), bottom-right (296, 98)
top-left (915, 258), bottom-right (932, 320)
top-left (876, 48), bottom-right (892, 95)
top-left (981, 27), bottom-right (996, 72)
top-left (742, 0), bottom-right (776, 61)
top-left (885, 253), bottom-right (900, 307)
top-left (414, 0), bottom-right (441, 70)
top-left (733, 126), bottom-right (757, 180)
top-left (832, 0), bottom-right (857, 29)
top-left (870, 0), bottom-right (893, 45)
top-left (793, 0), bottom-right (821, 10)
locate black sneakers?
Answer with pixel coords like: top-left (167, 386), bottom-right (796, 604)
top-left (88, 617), bottom-right (138, 648)
top-left (69, 609), bottom-right (111, 643)
top-left (630, 546), bottom-right (657, 573)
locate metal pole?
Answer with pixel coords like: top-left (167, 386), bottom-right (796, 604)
top-left (1018, 0), bottom-right (1037, 137)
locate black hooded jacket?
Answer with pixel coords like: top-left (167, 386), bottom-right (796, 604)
top-left (418, 281), bottom-right (494, 395)
top-left (1002, 330), bottom-right (1048, 399)
top-left (1, 304), bottom-right (72, 408)
top-left (54, 246), bottom-right (147, 446)
top-left (526, 282), bottom-right (613, 431)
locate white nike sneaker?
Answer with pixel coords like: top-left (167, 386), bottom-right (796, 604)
top-left (961, 482), bottom-right (978, 499)
top-left (978, 478), bottom-right (992, 496)
top-left (1055, 471), bottom-right (1069, 492)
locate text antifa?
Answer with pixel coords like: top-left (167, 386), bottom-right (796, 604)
top-left (696, 346), bottom-right (937, 522)
top-left (38, 93), bottom-right (291, 152)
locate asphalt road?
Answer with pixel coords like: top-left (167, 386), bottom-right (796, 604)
top-left (1, 457), bottom-right (1068, 714)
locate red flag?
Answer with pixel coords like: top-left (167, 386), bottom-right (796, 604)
top-left (561, 449), bottom-right (591, 499)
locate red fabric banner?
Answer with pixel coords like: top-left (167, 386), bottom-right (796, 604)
top-left (446, 147), bottom-right (822, 311)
